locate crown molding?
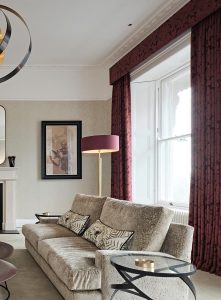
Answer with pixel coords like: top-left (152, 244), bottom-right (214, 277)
top-left (0, 97), bottom-right (110, 102)
top-left (103, 0), bottom-right (190, 66)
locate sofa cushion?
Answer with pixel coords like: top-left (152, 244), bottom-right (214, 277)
top-left (100, 198), bottom-right (174, 251)
top-left (83, 220), bottom-right (134, 250)
top-left (58, 211), bottom-right (89, 235)
top-left (71, 194), bottom-right (106, 226)
top-left (22, 224), bottom-right (76, 250)
top-left (38, 237), bottom-right (101, 291)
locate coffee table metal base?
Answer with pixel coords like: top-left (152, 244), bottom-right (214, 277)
top-left (111, 266), bottom-right (196, 300)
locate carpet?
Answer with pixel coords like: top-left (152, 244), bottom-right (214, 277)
top-left (0, 234), bottom-right (63, 300)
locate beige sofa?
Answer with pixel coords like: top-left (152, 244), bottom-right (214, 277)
top-left (22, 194), bottom-right (194, 300)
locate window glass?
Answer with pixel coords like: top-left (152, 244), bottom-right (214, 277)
top-left (158, 136), bottom-right (191, 205)
top-left (159, 69), bottom-right (191, 139)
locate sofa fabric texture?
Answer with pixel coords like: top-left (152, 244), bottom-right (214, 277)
top-left (22, 224), bottom-right (76, 250)
top-left (161, 223), bottom-right (194, 262)
top-left (39, 217), bottom-right (59, 224)
top-left (83, 220), bottom-right (134, 250)
top-left (100, 198), bottom-right (174, 251)
top-left (38, 237), bottom-right (101, 291)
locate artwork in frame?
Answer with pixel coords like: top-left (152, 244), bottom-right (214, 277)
top-left (41, 121), bottom-right (82, 179)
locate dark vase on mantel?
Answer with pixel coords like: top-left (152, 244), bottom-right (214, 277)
top-left (8, 156), bottom-right (16, 167)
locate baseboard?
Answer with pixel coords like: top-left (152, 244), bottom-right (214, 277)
top-left (16, 219), bottom-right (37, 228)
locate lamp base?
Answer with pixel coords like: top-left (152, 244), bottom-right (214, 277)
top-left (98, 153), bottom-right (102, 197)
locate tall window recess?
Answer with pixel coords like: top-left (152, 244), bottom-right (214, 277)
top-left (132, 65), bottom-right (191, 208)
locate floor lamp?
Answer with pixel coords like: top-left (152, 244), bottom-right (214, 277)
top-left (81, 135), bottom-right (119, 196)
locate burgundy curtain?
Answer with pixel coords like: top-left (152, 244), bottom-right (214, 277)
top-left (189, 8), bottom-right (221, 276)
top-left (111, 73), bottom-right (132, 200)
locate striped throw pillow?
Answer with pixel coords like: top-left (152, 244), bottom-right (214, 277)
top-left (58, 211), bottom-right (89, 235)
top-left (83, 220), bottom-right (134, 250)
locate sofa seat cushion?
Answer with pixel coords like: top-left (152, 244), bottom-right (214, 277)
top-left (38, 237), bottom-right (101, 291)
top-left (22, 224), bottom-right (76, 250)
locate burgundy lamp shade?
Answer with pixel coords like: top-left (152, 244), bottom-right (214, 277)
top-left (81, 135), bottom-right (119, 153)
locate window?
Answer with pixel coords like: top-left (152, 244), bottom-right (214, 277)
top-left (132, 65), bottom-right (191, 208)
top-left (157, 68), bottom-right (191, 206)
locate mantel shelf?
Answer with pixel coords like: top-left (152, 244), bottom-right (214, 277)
top-left (0, 167), bottom-right (18, 181)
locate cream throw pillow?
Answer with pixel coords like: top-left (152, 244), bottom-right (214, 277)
top-left (83, 220), bottom-right (134, 250)
top-left (58, 211), bottom-right (89, 235)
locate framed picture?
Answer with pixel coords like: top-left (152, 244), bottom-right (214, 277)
top-left (41, 121), bottom-right (82, 179)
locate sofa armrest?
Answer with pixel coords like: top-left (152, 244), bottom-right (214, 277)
top-left (39, 217), bottom-right (59, 224)
top-left (160, 223), bottom-right (194, 262)
top-left (95, 250), bottom-right (188, 300)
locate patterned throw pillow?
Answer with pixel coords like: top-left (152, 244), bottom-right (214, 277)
top-left (58, 211), bottom-right (89, 235)
top-left (83, 220), bottom-right (134, 250)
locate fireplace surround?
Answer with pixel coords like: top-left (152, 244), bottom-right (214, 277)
top-left (0, 167), bottom-right (18, 233)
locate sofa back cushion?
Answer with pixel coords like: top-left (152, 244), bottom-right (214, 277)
top-left (71, 194), bottom-right (107, 226)
top-left (100, 197), bottom-right (174, 251)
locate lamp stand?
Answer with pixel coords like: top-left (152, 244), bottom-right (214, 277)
top-left (98, 151), bottom-right (102, 197)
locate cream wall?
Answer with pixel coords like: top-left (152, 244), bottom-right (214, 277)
top-left (0, 100), bottom-right (111, 220)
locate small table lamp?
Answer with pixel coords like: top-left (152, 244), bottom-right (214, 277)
top-left (81, 135), bottom-right (119, 196)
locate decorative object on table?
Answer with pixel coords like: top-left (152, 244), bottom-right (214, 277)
top-left (0, 106), bottom-right (5, 164)
top-left (41, 121), bottom-right (82, 179)
top-left (0, 5), bottom-right (32, 83)
top-left (81, 135), bottom-right (119, 196)
top-left (7, 156), bottom-right (15, 167)
top-left (110, 254), bottom-right (196, 300)
top-left (42, 212), bottom-right (50, 216)
top-left (135, 258), bottom-right (155, 271)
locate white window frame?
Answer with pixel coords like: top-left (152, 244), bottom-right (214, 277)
top-left (155, 64), bottom-right (191, 209)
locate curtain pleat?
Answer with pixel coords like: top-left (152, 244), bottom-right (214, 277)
top-left (111, 73), bottom-right (132, 200)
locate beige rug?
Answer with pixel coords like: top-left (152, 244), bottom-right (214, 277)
top-left (0, 233), bottom-right (63, 300)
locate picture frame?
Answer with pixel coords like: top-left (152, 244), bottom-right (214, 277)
top-left (41, 121), bottom-right (82, 179)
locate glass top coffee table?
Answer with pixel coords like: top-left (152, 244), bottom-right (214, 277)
top-left (35, 212), bottom-right (62, 224)
top-left (110, 254), bottom-right (196, 300)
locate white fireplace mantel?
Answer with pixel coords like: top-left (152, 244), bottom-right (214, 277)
top-left (0, 167), bottom-right (18, 181)
top-left (0, 167), bottom-right (18, 231)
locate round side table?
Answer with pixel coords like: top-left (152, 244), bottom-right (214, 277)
top-left (111, 254), bottom-right (196, 300)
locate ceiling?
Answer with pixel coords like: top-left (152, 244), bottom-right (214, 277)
top-left (0, 0), bottom-right (189, 67)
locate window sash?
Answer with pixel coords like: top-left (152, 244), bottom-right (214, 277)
top-left (131, 65), bottom-right (191, 208)
top-left (156, 134), bottom-right (191, 208)
top-left (156, 66), bottom-right (191, 208)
